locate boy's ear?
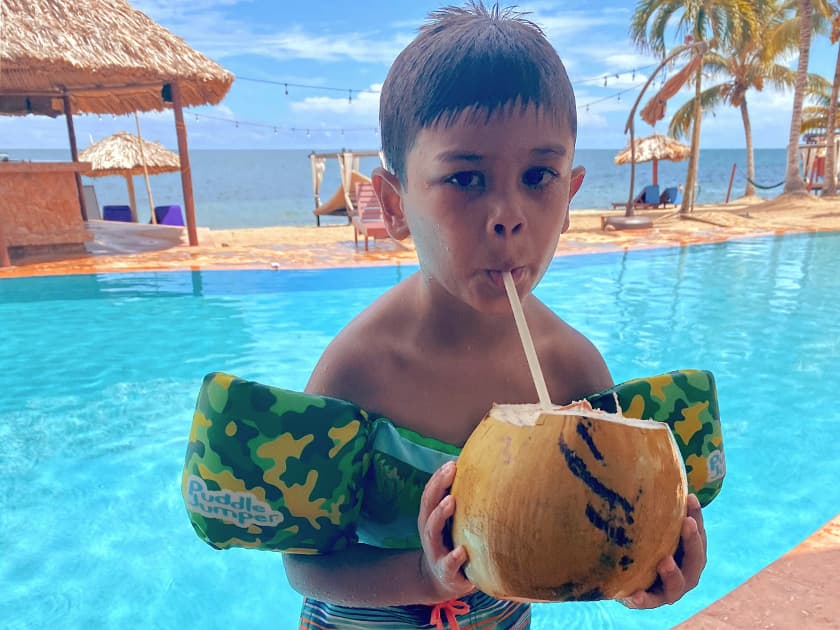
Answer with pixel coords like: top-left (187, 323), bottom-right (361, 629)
top-left (563, 165), bottom-right (586, 234)
top-left (372, 167), bottom-right (411, 240)
top-left (569, 165), bottom-right (585, 199)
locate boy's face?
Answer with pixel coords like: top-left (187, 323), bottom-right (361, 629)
top-left (374, 103), bottom-right (584, 313)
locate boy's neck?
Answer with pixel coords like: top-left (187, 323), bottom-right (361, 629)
top-left (407, 273), bottom-right (536, 350)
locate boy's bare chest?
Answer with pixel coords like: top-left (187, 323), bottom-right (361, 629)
top-left (368, 349), bottom-right (539, 447)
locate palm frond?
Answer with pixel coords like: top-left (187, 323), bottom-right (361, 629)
top-left (667, 84), bottom-right (728, 139)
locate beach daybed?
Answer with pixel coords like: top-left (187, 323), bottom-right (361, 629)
top-left (313, 170), bottom-right (371, 225)
top-left (310, 150), bottom-right (382, 226)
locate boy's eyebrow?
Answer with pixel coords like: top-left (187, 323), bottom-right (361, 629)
top-left (435, 145), bottom-right (567, 163)
top-left (532, 145), bottom-right (567, 157)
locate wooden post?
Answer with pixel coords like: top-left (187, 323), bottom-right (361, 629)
top-left (125, 174), bottom-right (139, 221)
top-left (135, 112), bottom-right (156, 223)
top-left (652, 159), bottom-right (659, 186)
top-left (63, 94), bottom-right (88, 221)
top-left (170, 81), bottom-right (198, 246)
top-left (0, 221), bottom-right (10, 267)
top-left (725, 163), bottom-right (737, 203)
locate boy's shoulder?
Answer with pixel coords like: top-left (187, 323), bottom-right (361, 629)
top-left (305, 282), bottom-right (409, 404)
top-left (531, 303), bottom-right (613, 403)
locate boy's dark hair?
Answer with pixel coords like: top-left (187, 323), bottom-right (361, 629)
top-left (379, 1), bottom-right (577, 183)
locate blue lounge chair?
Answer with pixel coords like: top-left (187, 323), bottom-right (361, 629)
top-left (102, 205), bottom-right (132, 222)
top-left (154, 204), bottom-right (185, 226)
top-left (611, 184), bottom-right (660, 209)
top-left (660, 186), bottom-right (682, 207)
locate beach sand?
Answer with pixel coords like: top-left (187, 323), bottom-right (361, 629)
top-left (2, 192), bottom-right (840, 627)
top-left (3, 193), bottom-right (840, 278)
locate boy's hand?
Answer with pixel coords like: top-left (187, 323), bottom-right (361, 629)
top-left (417, 461), bottom-right (474, 603)
top-left (621, 493), bottom-right (707, 609)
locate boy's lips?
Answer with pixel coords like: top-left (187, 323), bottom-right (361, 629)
top-left (486, 266), bottom-right (526, 289)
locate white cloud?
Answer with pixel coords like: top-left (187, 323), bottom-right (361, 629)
top-left (289, 84), bottom-right (381, 121)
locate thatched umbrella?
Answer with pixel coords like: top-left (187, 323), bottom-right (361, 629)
top-left (0, 0), bottom-right (234, 253)
top-left (80, 131), bottom-right (180, 222)
top-left (614, 133), bottom-right (690, 186)
top-left (0, 0), bottom-right (232, 116)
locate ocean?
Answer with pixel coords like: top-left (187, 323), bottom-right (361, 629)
top-left (9, 147), bottom-right (789, 229)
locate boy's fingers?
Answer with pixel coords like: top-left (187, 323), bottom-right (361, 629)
top-left (440, 545), bottom-right (469, 581)
top-left (657, 555), bottom-right (687, 605)
top-left (676, 516), bottom-right (705, 589)
top-left (422, 494), bottom-right (456, 559)
top-left (418, 462), bottom-right (455, 527)
top-left (686, 494), bottom-right (707, 553)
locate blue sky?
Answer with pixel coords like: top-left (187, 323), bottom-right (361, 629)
top-left (4, 0), bottom-right (838, 151)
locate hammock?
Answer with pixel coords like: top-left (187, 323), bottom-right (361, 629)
top-left (745, 176), bottom-right (785, 190)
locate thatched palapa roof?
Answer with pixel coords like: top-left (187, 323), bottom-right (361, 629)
top-left (79, 132), bottom-right (180, 177)
top-left (614, 134), bottom-right (691, 165)
top-left (0, 0), bottom-right (234, 116)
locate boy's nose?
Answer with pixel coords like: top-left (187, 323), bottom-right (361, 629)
top-left (487, 199), bottom-right (526, 237)
top-left (491, 219), bottom-right (523, 236)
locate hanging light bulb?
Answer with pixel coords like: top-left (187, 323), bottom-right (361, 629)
top-left (284, 83), bottom-right (288, 96)
top-left (603, 75), bottom-right (608, 87)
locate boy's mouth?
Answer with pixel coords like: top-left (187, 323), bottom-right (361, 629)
top-left (486, 266), bottom-right (526, 289)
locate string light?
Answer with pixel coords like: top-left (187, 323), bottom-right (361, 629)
top-left (178, 60), bottom-right (668, 140)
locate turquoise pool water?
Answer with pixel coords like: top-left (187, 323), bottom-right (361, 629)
top-left (1, 232), bottom-right (838, 629)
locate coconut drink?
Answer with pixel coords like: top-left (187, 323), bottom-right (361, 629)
top-left (450, 400), bottom-right (687, 601)
top-left (449, 272), bottom-right (688, 602)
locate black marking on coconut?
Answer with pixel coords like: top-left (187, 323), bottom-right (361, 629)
top-left (576, 420), bottom-right (604, 462)
top-left (619, 555), bottom-right (634, 570)
top-left (585, 503), bottom-right (633, 547)
top-left (557, 436), bottom-right (635, 518)
top-left (571, 588), bottom-right (604, 602)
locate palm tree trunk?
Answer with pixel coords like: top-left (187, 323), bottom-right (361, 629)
top-left (785, 0), bottom-right (813, 195)
top-left (681, 66), bottom-right (703, 214)
top-left (822, 43), bottom-right (840, 196)
top-left (741, 99), bottom-right (756, 197)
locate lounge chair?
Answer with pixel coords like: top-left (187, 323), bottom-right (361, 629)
top-left (659, 186), bottom-right (682, 208)
top-left (352, 183), bottom-right (389, 251)
top-left (102, 205), bottom-right (133, 222)
top-left (611, 184), bottom-right (660, 209)
top-left (154, 204), bottom-right (185, 226)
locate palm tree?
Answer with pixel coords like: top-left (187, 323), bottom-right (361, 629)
top-left (667, 4), bottom-right (828, 198)
top-left (819, 10), bottom-right (840, 195)
top-left (631, 0), bottom-right (761, 214)
top-left (785, 0), bottom-right (814, 194)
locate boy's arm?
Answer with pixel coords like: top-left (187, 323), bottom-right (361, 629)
top-left (283, 462), bottom-right (474, 606)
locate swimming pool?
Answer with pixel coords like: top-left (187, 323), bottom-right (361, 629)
top-left (1, 232), bottom-right (838, 629)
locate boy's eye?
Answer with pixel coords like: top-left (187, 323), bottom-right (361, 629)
top-left (446, 171), bottom-right (484, 189)
top-left (522, 167), bottom-right (558, 188)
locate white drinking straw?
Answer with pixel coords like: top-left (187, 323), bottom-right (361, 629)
top-left (502, 271), bottom-right (552, 409)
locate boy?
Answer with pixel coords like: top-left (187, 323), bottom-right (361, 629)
top-left (284, 2), bottom-right (706, 627)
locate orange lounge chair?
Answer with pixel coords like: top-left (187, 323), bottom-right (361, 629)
top-left (352, 183), bottom-right (389, 250)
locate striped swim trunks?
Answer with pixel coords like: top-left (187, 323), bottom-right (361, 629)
top-left (298, 591), bottom-right (530, 629)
